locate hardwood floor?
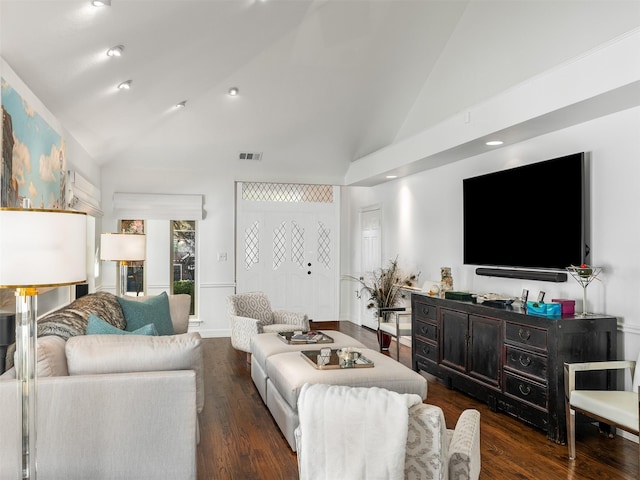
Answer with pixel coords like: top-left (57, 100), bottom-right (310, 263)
top-left (197, 322), bottom-right (638, 479)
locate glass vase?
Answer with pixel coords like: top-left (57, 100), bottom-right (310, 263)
top-left (566, 266), bottom-right (602, 316)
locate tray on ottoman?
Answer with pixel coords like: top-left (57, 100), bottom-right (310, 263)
top-left (277, 331), bottom-right (334, 344)
top-left (301, 349), bottom-right (374, 369)
top-left (251, 331), bottom-right (367, 406)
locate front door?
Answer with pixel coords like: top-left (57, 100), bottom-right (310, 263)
top-left (359, 208), bottom-right (381, 329)
top-left (236, 183), bottom-right (339, 321)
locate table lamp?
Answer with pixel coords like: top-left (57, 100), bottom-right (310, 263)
top-left (100, 233), bottom-right (146, 296)
top-left (0, 208), bottom-right (87, 479)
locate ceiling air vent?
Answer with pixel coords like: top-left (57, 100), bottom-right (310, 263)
top-left (238, 152), bottom-right (262, 161)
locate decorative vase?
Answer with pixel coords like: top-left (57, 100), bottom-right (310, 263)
top-left (377, 320), bottom-right (391, 351)
top-left (440, 267), bottom-right (453, 295)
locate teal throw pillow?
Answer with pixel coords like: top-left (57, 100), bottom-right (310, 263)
top-left (86, 313), bottom-right (158, 336)
top-left (117, 291), bottom-right (175, 336)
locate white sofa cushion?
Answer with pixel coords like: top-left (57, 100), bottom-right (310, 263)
top-left (1, 335), bottom-right (68, 379)
top-left (36, 335), bottom-right (69, 377)
top-left (65, 332), bottom-right (204, 413)
top-left (571, 390), bottom-right (639, 431)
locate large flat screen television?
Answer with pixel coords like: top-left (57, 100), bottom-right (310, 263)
top-left (463, 152), bottom-right (588, 271)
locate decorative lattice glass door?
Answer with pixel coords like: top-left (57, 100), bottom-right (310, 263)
top-left (236, 183), bottom-right (339, 321)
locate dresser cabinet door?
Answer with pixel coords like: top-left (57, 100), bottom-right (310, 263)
top-left (440, 308), bottom-right (468, 373)
top-left (468, 315), bottom-right (502, 389)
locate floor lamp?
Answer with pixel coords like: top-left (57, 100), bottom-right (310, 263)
top-left (100, 233), bottom-right (146, 296)
top-left (0, 208), bottom-right (87, 480)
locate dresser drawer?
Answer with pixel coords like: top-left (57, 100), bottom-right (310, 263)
top-left (505, 322), bottom-right (547, 351)
top-left (504, 345), bottom-right (547, 382)
top-left (415, 339), bottom-right (438, 364)
top-left (414, 319), bottom-right (437, 342)
top-left (504, 372), bottom-right (548, 411)
top-left (414, 300), bottom-right (437, 321)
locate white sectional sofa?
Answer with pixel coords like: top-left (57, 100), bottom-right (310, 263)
top-left (0, 292), bottom-right (203, 480)
top-left (0, 370), bottom-right (197, 479)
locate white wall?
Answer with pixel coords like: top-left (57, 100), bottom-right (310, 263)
top-left (344, 105), bottom-right (640, 375)
top-left (397, 1), bottom-right (640, 140)
top-left (1, 57), bottom-right (102, 316)
top-left (100, 162), bottom-right (236, 337)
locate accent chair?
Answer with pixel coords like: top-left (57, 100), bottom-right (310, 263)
top-left (564, 351), bottom-right (640, 476)
top-left (227, 291), bottom-right (309, 360)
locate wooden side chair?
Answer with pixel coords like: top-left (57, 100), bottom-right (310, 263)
top-left (564, 351), bottom-right (640, 476)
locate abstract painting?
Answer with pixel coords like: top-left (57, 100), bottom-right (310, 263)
top-left (1, 77), bottom-right (65, 209)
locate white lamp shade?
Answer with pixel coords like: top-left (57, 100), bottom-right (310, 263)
top-left (100, 233), bottom-right (146, 261)
top-left (0, 208), bottom-right (87, 288)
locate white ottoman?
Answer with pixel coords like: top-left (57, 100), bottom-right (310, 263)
top-left (250, 331), bottom-right (365, 403)
top-left (265, 348), bottom-right (428, 450)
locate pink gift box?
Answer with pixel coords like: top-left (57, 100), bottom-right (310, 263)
top-left (552, 299), bottom-right (575, 315)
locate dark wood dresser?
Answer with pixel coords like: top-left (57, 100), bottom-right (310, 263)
top-left (411, 292), bottom-right (617, 444)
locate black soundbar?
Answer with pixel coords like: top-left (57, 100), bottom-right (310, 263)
top-left (475, 268), bottom-right (567, 283)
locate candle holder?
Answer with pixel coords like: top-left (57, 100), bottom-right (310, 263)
top-left (566, 265), bottom-right (602, 316)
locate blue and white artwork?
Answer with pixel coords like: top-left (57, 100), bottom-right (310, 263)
top-left (1, 77), bottom-right (65, 209)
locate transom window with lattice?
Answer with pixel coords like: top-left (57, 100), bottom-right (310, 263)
top-left (242, 183), bottom-right (333, 203)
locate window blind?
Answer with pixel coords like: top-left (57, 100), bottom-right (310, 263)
top-left (112, 193), bottom-right (204, 220)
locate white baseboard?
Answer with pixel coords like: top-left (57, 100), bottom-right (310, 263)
top-left (619, 429), bottom-right (640, 444)
top-left (190, 328), bottom-right (230, 339)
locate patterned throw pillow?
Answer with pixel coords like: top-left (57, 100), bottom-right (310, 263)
top-left (228, 292), bottom-right (274, 325)
top-left (86, 314), bottom-right (158, 336)
top-left (38, 291), bottom-right (126, 339)
top-left (5, 292), bottom-right (126, 371)
top-left (117, 291), bottom-right (175, 335)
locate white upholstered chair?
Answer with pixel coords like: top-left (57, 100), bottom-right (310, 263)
top-left (564, 351), bottom-right (640, 473)
top-left (227, 291), bottom-right (309, 358)
top-left (295, 383), bottom-right (481, 480)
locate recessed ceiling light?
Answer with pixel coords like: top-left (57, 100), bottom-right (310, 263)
top-left (91, 0), bottom-right (111, 6)
top-left (106, 45), bottom-right (124, 57)
top-left (117, 80), bottom-right (132, 90)
top-left (386, 175), bottom-right (398, 179)
top-left (486, 140), bottom-right (504, 146)
top-left (228, 87), bottom-right (239, 96)
top-left (176, 100), bottom-right (187, 108)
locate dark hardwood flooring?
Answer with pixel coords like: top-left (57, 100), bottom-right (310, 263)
top-left (197, 321), bottom-right (638, 479)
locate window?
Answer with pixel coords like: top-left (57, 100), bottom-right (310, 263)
top-left (171, 220), bottom-right (196, 315)
top-left (120, 219), bottom-right (145, 296)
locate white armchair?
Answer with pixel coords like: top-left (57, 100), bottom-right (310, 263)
top-left (564, 351), bottom-right (640, 472)
top-left (295, 383), bottom-right (481, 480)
top-left (227, 291), bottom-right (309, 356)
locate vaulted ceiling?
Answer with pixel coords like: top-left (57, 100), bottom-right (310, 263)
top-left (1, 1), bottom-right (639, 184)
